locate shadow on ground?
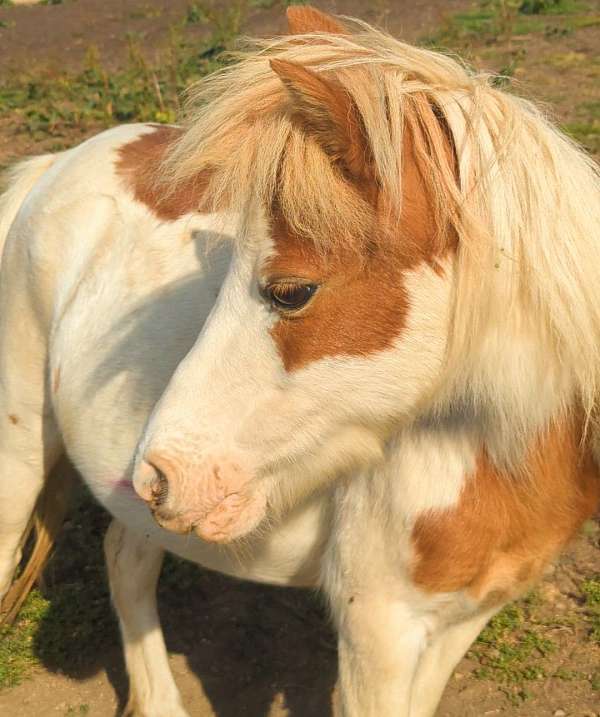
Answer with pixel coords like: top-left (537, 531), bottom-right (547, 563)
top-left (31, 461), bottom-right (337, 717)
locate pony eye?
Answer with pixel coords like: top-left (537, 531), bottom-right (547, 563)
top-left (265, 282), bottom-right (317, 311)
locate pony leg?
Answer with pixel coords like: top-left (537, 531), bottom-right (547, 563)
top-left (104, 520), bottom-right (190, 717)
top-left (334, 596), bottom-right (427, 717)
top-left (409, 609), bottom-right (496, 717)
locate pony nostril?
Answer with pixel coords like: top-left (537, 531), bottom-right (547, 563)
top-left (135, 457), bottom-right (172, 506)
top-left (149, 465), bottom-right (169, 508)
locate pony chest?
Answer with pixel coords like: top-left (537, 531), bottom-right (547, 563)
top-left (409, 419), bottom-right (600, 606)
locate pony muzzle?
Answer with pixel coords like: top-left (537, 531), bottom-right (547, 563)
top-left (133, 452), bottom-right (267, 543)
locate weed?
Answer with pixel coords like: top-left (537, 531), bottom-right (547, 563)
top-left (553, 667), bottom-right (585, 680)
top-left (185, 2), bottom-right (205, 25)
top-left (184, 0), bottom-right (247, 47)
top-left (426, 0), bottom-right (592, 49)
top-left (0, 590), bottom-right (50, 688)
top-left (469, 598), bottom-right (558, 701)
top-left (563, 121), bottom-right (600, 154)
top-left (249, 0), bottom-right (279, 8)
top-left (0, 10), bottom-right (236, 143)
top-left (128, 5), bottom-right (163, 21)
top-left (581, 576), bottom-right (600, 642)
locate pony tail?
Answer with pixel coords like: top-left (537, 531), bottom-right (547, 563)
top-left (0, 465), bottom-right (74, 626)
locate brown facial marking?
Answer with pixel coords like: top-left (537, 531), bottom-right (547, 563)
top-left (268, 223), bottom-right (409, 372)
top-left (411, 417), bottom-right (600, 604)
top-left (8, 414), bottom-right (19, 425)
top-left (268, 56), bottom-right (458, 371)
top-left (267, 126), bottom-right (454, 372)
top-left (115, 125), bottom-right (210, 221)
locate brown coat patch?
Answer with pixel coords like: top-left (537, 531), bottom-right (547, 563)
top-left (115, 125), bottom-right (210, 221)
top-left (8, 414), bottom-right (19, 425)
top-left (411, 418), bottom-right (600, 603)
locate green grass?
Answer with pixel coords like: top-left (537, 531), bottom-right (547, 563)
top-left (0, 38), bottom-right (216, 141)
top-left (0, 590), bottom-right (50, 688)
top-left (581, 576), bottom-right (600, 642)
top-left (425, 0), bottom-right (595, 48)
top-left (0, 488), bottom-right (116, 690)
top-left (563, 121), bottom-right (600, 153)
top-left (0, 6), bottom-right (239, 147)
top-left (64, 706), bottom-right (90, 717)
top-left (468, 598), bottom-right (558, 705)
top-left (468, 577), bottom-right (600, 703)
top-left (0, 482), bottom-right (203, 689)
top-left (563, 100), bottom-right (600, 154)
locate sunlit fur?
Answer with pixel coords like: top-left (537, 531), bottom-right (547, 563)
top-left (0, 10), bottom-right (599, 717)
top-left (163, 19), bottom-right (600, 467)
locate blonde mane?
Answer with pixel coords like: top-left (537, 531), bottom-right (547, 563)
top-left (162, 16), bottom-right (600, 456)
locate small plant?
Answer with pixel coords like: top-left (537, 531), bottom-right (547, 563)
top-left (425, 0), bottom-right (589, 49)
top-left (185, 2), bottom-right (205, 25)
top-left (0, 12), bottom-right (238, 144)
top-left (520, 0), bottom-right (561, 12)
top-left (581, 576), bottom-right (600, 642)
top-left (185, 0), bottom-right (247, 48)
top-left (0, 589), bottom-right (50, 688)
top-left (249, 0), bottom-right (278, 8)
top-left (469, 599), bottom-right (557, 704)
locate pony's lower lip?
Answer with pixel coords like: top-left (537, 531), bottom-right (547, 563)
top-left (147, 489), bottom-right (266, 543)
top-left (197, 492), bottom-right (267, 543)
top-left (151, 507), bottom-right (194, 534)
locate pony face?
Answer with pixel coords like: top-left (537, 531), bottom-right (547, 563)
top-left (133, 212), bottom-right (453, 544)
top-left (133, 38), bottom-right (459, 543)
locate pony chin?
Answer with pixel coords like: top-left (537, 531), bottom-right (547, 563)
top-left (192, 489), bottom-right (268, 544)
top-left (151, 485), bottom-right (268, 544)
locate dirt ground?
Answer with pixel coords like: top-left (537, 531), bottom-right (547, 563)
top-left (0, 0), bottom-right (467, 74)
top-left (1, 515), bottom-right (599, 717)
top-left (0, 1), bottom-right (599, 716)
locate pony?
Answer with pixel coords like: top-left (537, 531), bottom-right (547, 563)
top-left (1, 6), bottom-right (599, 716)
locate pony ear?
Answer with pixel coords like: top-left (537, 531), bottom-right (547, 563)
top-left (286, 5), bottom-right (347, 35)
top-left (270, 59), bottom-right (370, 181)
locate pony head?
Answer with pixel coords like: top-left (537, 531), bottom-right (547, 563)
top-left (132, 6), bottom-right (600, 543)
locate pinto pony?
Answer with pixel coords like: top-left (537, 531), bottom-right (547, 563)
top-left (1, 6), bottom-right (599, 716)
